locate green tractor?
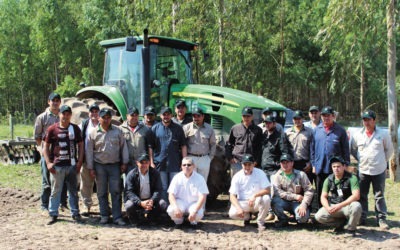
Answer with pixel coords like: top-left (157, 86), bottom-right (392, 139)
top-left (73, 29), bottom-right (286, 199)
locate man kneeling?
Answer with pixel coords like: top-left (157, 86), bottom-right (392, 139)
top-left (271, 154), bottom-right (314, 228)
top-left (124, 154), bottom-right (167, 225)
top-left (167, 157), bottom-right (209, 228)
top-left (229, 154), bottom-right (271, 231)
top-left (315, 156), bottom-right (362, 236)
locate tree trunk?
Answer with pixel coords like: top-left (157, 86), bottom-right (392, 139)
top-left (279, 0), bottom-right (285, 101)
top-left (360, 57), bottom-right (365, 113)
top-left (217, 0), bottom-right (226, 87)
top-left (172, 1), bottom-right (178, 33)
top-left (387, 0), bottom-right (399, 181)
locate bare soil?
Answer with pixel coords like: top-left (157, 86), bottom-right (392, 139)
top-left (0, 187), bottom-right (399, 249)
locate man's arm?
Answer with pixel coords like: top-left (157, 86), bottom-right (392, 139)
top-left (209, 128), bottom-right (217, 160)
top-left (43, 141), bottom-right (55, 174)
top-left (181, 145), bottom-right (187, 158)
top-left (76, 141), bottom-right (84, 172)
top-left (229, 193), bottom-right (244, 218)
top-left (248, 187), bottom-right (270, 207)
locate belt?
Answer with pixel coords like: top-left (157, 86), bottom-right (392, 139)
top-left (189, 153), bottom-right (208, 157)
top-left (95, 161), bottom-right (120, 166)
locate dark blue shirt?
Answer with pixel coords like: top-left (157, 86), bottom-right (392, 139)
top-left (311, 122), bottom-right (350, 174)
top-left (151, 121), bottom-right (186, 172)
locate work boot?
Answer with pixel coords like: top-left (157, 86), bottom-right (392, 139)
top-left (47, 216), bottom-right (58, 225)
top-left (100, 216), bottom-right (109, 224)
top-left (378, 219), bottom-right (390, 230)
top-left (72, 214), bottom-right (82, 222)
top-left (114, 218), bottom-right (127, 226)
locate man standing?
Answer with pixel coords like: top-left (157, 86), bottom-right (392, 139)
top-left (285, 110), bottom-right (314, 183)
top-left (172, 99), bottom-right (192, 126)
top-left (258, 107), bottom-right (284, 134)
top-left (43, 105), bottom-right (84, 224)
top-left (120, 107), bottom-right (155, 173)
top-left (167, 157), bottom-right (208, 228)
top-left (304, 106), bottom-right (322, 129)
top-left (34, 92), bottom-right (67, 211)
top-left (152, 106), bottom-right (187, 200)
top-left (315, 156), bottom-right (362, 237)
top-left (183, 107), bottom-right (216, 182)
top-left (271, 154), bottom-right (314, 228)
top-left (350, 110), bottom-right (393, 229)
top-left (86, 108), bottom-right (129, 226)
top-left (79, 103), bottom-right (100, 215)
top-left (226, 106), bottom-right (263, 177)
top-left (142, 105), bottom-right (158, 128)
top-left (229, 154), bottom-right (271, 231)
top-left (311, 106), bottom-right (350, 208)
top-left (124, 153), bottom-right (167, 225)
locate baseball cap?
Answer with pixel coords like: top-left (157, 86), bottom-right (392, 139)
top-left (48, 92), bottom-right (61, 101)
top-left (280, 154), bottom-right (293, 162)
top-left (241, 154), bottom-right (255, 164)
top-left (329, 155), bottom-right (345, 165)
top-left (99, 108), bottom-right (112, 117)
top-left (192, 107), bottom-right (204, 115)
top-left (127, 107), bottom-right (139, 115)
top-left (137, 153), bottom-right (150, 162)
top-left (264, 115), bottom-right (276, 123)
top-left (160, 106), bottom-right (172, 114)
top-left (293, 110), bottom-right (304, 119)
top-left (361, 110), bottom-right (376, 120)
top-left (60, 105), bottom-right (72, 113)
top-left (175, 99), bottom-right (186, 108)
top-left (309, 106), bottom-right (319, 112)
top-left (262, 107), bottom-right (272, 114)
top-left (321, 106), bottom-right (334, 115)
top-left (89, 104), bottom-right (100, 112)
top-left (144, 106), bottom-right (156, 115)
top-left (242, 106), bottom-right (253, 116)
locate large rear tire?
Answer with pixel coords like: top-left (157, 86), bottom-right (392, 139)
top-left (207, 144), bottom-right (230, 201)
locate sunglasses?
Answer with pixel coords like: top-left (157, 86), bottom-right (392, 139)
top-left (182, 163), bottom-right (192, 167)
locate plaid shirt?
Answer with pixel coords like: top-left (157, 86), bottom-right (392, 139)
top-left (272, 169), bottom-right (314, 207)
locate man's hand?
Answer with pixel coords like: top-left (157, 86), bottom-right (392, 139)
top-left (236, 207), bottom-right (245, 218)
top-left (120, 164), bottom-right (127, 173)
top-left (47, 162), bottom-right (56, 174)
top-left (141, 200), bottom-right (154, 210)
top-left (248, 196), bottom-right (256, 207)
top-left (230, 158), bottom-right (237, 164)
top-left (188, 211), bottom-right (197, 222)
top-left (312, 166), bottom-right (316, 174)
top-left (89, 169), bottom-right (96, 179)
top-left (327, 204), bottom-right (343, 214)
top-left (297, 205), bottom-right (307, 217)
top-left (296, 195), bottom-right (304, 202)
top-left (304, 163), bottom-right (312, 173)
top-left (174, 208), bottom-right (183, 218)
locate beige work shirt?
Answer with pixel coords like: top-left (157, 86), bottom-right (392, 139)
top-left (183, 122), bottom-right (216, 159)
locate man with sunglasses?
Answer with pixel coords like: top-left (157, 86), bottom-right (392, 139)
top-left (183, 107), bottom-right (216, 182)
top-left (167, 157), bottom-right (209, 228)
top-left (172, 99), bottom-right (192, 126)
top-left (304, 106), bottom-right (322, 129)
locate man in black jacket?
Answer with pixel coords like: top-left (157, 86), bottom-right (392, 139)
top-left (124, 153), bottom-right (167, 225)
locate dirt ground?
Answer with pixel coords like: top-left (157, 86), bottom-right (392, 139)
top-left (0, 187), bottom-right (399, 250)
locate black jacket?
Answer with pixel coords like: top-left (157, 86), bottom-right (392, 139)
top-left (261, 129), bottom-right (293, 171)
top-left (124, 167), bottom-right (162, 206)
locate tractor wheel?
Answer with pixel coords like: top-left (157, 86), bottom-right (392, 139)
top-left (62, 97), bottom-right (121, 125)
top-left (207, 144), bottom-right (230, 202)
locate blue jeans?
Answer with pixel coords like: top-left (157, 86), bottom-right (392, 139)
top-left (160, 171), bottom-right (178, 202)
top-left (272, 196), bottom-right (310, 223)
top-left (95, 163), bottom-right (122, 221)
top-left (48, 165), bottom-right (79, 217)
top-left (359, 171), bottom-right (387, 221)
top-left (41, 157), bottom-right (68, 209)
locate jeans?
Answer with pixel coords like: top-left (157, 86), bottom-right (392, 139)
top-left (80, 164), bottom-right (95, 209)
top-left (272, 196), bottom-right (309, 223)
top-left (160, 171), bottom-right (178, 202)
top-left (40, 156), bottom-right (51, 209)
top-left (359, 171), bottom-right (387, 221)
top-left (48, 165), bottom-right (79, 217)
top-left (95, 162), bottom-right (122, 221)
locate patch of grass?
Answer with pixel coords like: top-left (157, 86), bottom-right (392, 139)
top-left (381, 179), bottom-right (400, 221)
top-left (0, 163), bottom-right (41, 192)
top-left (0, 124), bottom-right (34, 140)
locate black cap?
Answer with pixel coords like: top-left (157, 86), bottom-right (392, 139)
top-left (361, 109), bottom-right (376, 120)
top-left (144, 106), bottom-right (156, 115)
top-left (160, 106), bottom-right (172, 114)
top-left (280, 154), bottom-right (293, 162)
top-left (192, 107), bottom-right (204, 115)
top-left (60, 105), bottom-right (72, 113)
top-left (99, 108), bottom-right (112, 117)
top-left (48, 92), bottom-right (61, 101)
top-left (127, 107), bottom-right (139, 115)
top-left (321, 106), bottom-right (334, 115)
top-left (89, 104), bottom-right (100, 112)
top-left (262, 107), bottom-right (272, 114)
top-left (309, 106), bottom-right (319, 112)
top-left (329, 155), bottom-right (345, 165)
top-left (242, 106), bottom-right (253, 116)
top-left (175, 99), bottom-right (186, 108)
top-left (264, 115), bottom-right (276, 123)
top-left (241, 154), bottom-right (255, 164)
top-left (293, 110), bottom-right (304, 119)
top-left (137, 153), bottom-right (150, 162)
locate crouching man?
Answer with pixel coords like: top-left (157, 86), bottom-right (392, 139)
top-left (167, 157), bottom-right (209, 228)
top-left (229, 154), bottom-right (271, 231)
top-left (271, 154), bottom-right (314, 228)
top-left (315, 156), bottom-right (362, 236)
top-left (124, 153), bottom-right (167, 226)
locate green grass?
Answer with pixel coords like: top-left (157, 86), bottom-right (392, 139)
top-left (0, 163), bottom-right (41, 192)
top-left (0, 124), bottom-right (34, 140)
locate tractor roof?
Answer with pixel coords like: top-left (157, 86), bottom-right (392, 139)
top-left (100, 35), bottom-right (198, 51)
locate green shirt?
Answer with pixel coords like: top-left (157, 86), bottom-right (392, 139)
top-left (322, 174), bottom-right (359, 193)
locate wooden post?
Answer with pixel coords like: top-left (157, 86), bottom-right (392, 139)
top-left (9, 114), bottom-right (14, 140)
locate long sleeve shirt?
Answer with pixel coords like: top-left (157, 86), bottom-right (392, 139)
top-left (183, 122), bottom-right (216, 160)
top-left (286, 125), bottom-right (314, 162)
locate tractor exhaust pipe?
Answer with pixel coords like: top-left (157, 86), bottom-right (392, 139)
top-left (141, 28), bottom-right (150, 115)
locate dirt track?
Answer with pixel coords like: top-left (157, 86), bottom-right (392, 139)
top-left (0, 187), bottom-right (399, 249)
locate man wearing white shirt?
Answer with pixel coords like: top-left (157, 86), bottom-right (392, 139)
top-left (167, 157), bottom-right (209, 228)
top-left (229, 154), bottom-right (271, 231)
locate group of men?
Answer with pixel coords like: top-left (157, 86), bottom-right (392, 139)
top-left (34, 92), bottom-right (394, 235)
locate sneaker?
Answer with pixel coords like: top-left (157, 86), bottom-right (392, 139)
top-left (257, 223), bottom-right (266, 232)
top-left (114, 218), bottom-right (126, 226)
top-left (333, 225), bottom-right (345, 234)
top-left (100, 216), bottom-right (109, 224)
top-left (72, 214), bottom-right (82, 222)
top-left (266, 213), bottom-right (275, 221)
top-left (274, 220), bottom-right (288, 228)
top-left (378, 219), bottom-right (390, 230)
top-left (244, 220), bottom-right (251, 226)
top-left (47, 216), bottom-right (58, 225)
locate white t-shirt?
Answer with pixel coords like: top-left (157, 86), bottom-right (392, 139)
top-left (168, 171), bottom-right (209, 204)
top-left (139, 172), bottom-right (151, 199)
top-left (229, 168), bottom-right (270, 201)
